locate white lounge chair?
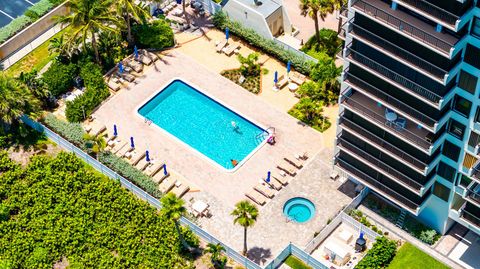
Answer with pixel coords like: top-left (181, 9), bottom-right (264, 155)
top-left (254, 184), bottom-right (275, 198)
top-left (144, 161), bottom-right (165, 177)
top-left (153, 170), bottom-right (170, 184)
top-left (159, 177), bottom-right (176, 193)
top-left (135, 158), bottom-right (150, 171)
top-left (276, 160), bottom-right (297, 176)
top-left (284, 157), bottom-right (303, 169)
top-left (223, 43), bottom-right (240, 56)
top-left (85, 121), bottom-right (106, 137)
top-left (116, 144), bottom-right (133, 157)
top-left (126, 59), bottom-right (143, 73)
top-left (264, 177), bottom-right (282, 190)
top-left (245, 189), bottom-right (266, 206)
top-left (216, 39), bottom-right (228, 53)
top-left (172, 184), bottom-right (190, 198)
top-left (125, 149), bottom-right (146, 165)
top-left (110, 141), bottom-right (126, 154)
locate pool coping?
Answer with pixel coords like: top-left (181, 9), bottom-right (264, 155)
top-left (135, 77), bottom-right (272, 173)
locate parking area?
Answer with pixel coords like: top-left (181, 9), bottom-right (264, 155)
top-left (0, 0), bottom-right (40, 28)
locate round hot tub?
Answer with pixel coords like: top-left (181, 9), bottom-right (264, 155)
top-left (283, 197), bottom-right (315, 223)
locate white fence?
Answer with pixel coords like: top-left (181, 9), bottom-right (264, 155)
top-left (22, 116), bottom-right (330, 269)
top-left (273, 38), bottom-right (319, 63)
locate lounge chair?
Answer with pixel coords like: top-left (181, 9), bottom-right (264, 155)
top-left (126, 59), bottom-right (143, 73)
top-left (245, 189), bottom-right (266, 206)
top-left (172, 184), bottom-right (190, 198)
top-left (144, 161), bottom-right (165, 177)
top-left (254, 184), bottom-right (275, 198)
top-left (110, 141), bottom-right (127, 153)
top-left (107, 80), bottom-right (121, 92)
top-left (117, 72), bottom-right (135, 82)
top-left (273, 174), bottom-right (289, 186)
top-left (276, 160), bottom-right (297, 176)
top-left (125, 149), bottom-right (145, 165)
top-left (141, 49), bottom-right (159, 61)
top-left (290, 71), bottom-right (306, 85)
top-left (116, 144), bottom-right (133, 157)
top-left (223, 43), bottom-right (240, 56)
top-left (136, 54), bottom-right (153, 65)
top-left (216, 39), bottom-right (228, 53)
top-left (159, 177), bottom-right (176, 193)
top-left (85, 121), bottom-right (106, 137)
top-left (284, 157), bottom-right (303, 169)
top-left (135, 158), bottom-right (150, 171)
top-left (264, 177), bottom-right (282, 190)
top-left (294, 152), bottom-right (308, 161)
top-left (153, 171), bottom-right (170, 184)
top-left (276, 75), bottom-right (288, 89)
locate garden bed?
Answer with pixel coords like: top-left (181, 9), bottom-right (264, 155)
top-left (221, 68), bottom-right (261, 94)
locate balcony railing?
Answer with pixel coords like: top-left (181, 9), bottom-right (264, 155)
top-left (339, 5), bottom-right (349, 18)
top-left (345, 72), bottom-right (437, 128)
top-left (345, 47), bottom-right (442, 105)
top-left (350, 23), bottom-right (448, 80)
top-left (342, 93), bottom-right (432, 150)
top-left (396, 0), bottom-right (459, 26)
top-left (335, 157), bottom-right (421, 211)
top-left (460, 204), bottom-right (480, 228)
top-left (337, 137), bottom-right (424, 191)
top-left (352, 0), bottom-right (455, 54)
top-left (339, 117), bottom-right (427, 171)
top-left (466, 184), bottom-right (480, 205)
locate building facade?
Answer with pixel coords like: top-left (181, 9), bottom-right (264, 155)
top-left (336, 0), bottom-right (480, 235)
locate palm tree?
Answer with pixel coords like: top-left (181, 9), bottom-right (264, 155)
top-left (205, 243), bottom-right (227, 268)
top-left (300, 0), bottom-right (336, 43)
top-left (56, 0), bottom-right (120, 64)
top-left (82, 133), bottom-right (106, 159)
top-left (116, 0), bottom-right (149, 45)
top-left (182, 0), bottom-right (190, 27)
top-left (0, 73), bottom-right (40, 130)
top-left (231, 200), bottom-right (258, 256)
top-left (160, 193), bottom-right (191, 251)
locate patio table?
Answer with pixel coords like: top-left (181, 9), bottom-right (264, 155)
top-left (192, 200), bottom-right (209, 216)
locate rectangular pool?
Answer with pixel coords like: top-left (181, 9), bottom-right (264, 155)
top-left (138, 79), bottom-right (268, 170)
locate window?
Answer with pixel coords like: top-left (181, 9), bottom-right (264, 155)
top-left (475, 107), bottom-right (480, 123)
top-left (448, 119), bottom-right (465, 140)
top-left (458, 70), bottom-right (477, 94)
top-left (459, 174), bottom-right (472, 188)
top-left (433, 182), bottom-right (451, 202)
top-left (442, 140), bottom-right (461, 162)
top-left (453, 95), bottom-right (472, 117)
top-left (464, 44), bottom-right (480, 69)
top-left (437, 161), bottom-right (456, 182)
top-left (472, 17), bottom-right (480, 38)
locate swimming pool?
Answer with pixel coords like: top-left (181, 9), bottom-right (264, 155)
top-left (138, 79), bottom-right (269, 170)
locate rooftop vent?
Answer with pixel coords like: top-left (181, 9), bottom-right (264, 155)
top-left (253, 0), bottom-right (263, 6)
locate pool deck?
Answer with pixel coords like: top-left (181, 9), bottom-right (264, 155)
top-left (92, 51), bottom-right (352, 262)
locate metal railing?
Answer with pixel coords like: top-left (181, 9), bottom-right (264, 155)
top-left (396, 0), bottom-right (459, 26)
top-left (345, 72), bottom-right (437, 128)
top-left (335, 157), bottom-right (421, 211)
top-left (342, 93), bottom-right (432, 150)
top-left (351, 0), bottom-right (455, 53)
top-left (345, 47), bottom-right (442, 104)
top-left (339, 117), bottom-right (427, 171)
top-left (466, 184), bottom-right (480, 204)
top-left (350, 23), bottom-right (448, 80)
top-left (337, 137), bottom-right (424, 191)
top-left (21, 116), bottom-right (330, 269)
top-left (460, 205), bottom-right (480, 227)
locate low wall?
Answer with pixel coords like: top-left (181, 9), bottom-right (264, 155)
top-left (0, 1), bottom-right (69, 61)
top-left (273, 38), bottom-right (318, 64)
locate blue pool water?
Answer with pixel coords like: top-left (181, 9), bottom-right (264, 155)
top-left (283, 197), bottom-right (315, 223)
top-left (138, 80), bottom-right (267, 170)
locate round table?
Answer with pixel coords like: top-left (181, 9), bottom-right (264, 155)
top-left (288, 83), bottom-right (299, 92)
top-left (385, 112), bottom-right (397, 123)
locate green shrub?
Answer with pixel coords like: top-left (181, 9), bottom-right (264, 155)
top-left (42, 61), bottom-right (77, 97)
top-left (98, 152), bottom-right (162, 198)
top-left (25, 0), bottom-right (54, 21)
top-left (133, 20), bottom-right (174, 49)
top-left (43, 113), bottom-right (85, 147)
top-left (355, 237), bottom-right (397, 269)
top-left (213, 11), bottom-right (314, 75)
top-left (0, 151), bottom-right (19, 173)
top-left (284, 255), bottom-right (312, 269)
top-left (288, 98), bottom-right (331, 132)
top-left (301, 29), bottom-right (343, 58)
top-left (0, 16), bottom-right (32, 44)
top-left (181, 226), bottom-right (200, 249)
top-left (403, 215), bottom-right (440, 245)
top-left (419, 230), bottom-right (437, 245)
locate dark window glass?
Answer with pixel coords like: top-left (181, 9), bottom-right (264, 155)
top-left (433, 182), bottom-right (451, 202)
top-left (442, 140), bottom-right (461, 162)
top-left (459, 175), bottom-right (472, 187)
top-left (464, 44), bottom-right (480, 69)
top-left (472, 17), bottom-right (480, 38)
top-left (448, 119), bottom-right (466, 140)
top-left (437, 161), bottom-right (456, 182)
top-left (453, 95), bottom-right (472, 117)
top-left (475, 107), bottom-right (480, 123)
top-left (458, 70), bottom-right (477, 94)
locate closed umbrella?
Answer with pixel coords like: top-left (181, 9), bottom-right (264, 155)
top-left (163, 164), bottom-right (168, 175)
top-left (266, 171), bottom-right (271, 183)
top-left (287, 61), bottom-right (291, 74)
top-left (146, 150), bottom-right (150, 162)
top-left (225, 27), bottom-right (229, 41)
top-left (118, 62), bottom-right (124, 73)
top-left (113, 124), bottom-right (118, 136)
top-left (130, 137), bottom-right (135, 148)
top-left (274, 71), bottom-right (278, 84)
top-left (134, 45), bottom-right (139, 59)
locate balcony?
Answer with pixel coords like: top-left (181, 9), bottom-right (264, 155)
top-left (337, 137), bottom-right (424, 193)
top-left (339, 5), bottom-right (349, 20)
top-left (460, 202), bottom-right (480, 229)
top-left (470, 163), bottom-right (480, 183)
top-left (351, 0), bottom-right (459, 58)
top-left (344, 47), bottom-right (444, 108)
top-left (395, 0), bottom-right (461, 30)
top-left (341, 91), bottom-right (433, 152)
top-left (335, 156), bottom-right (421, 214)
top-left (339, 116), bottom-right (428, 174)
top-left (466, 183), bottom-right (480, 207)
top-left (344, 72), bottom-right (438, 131)
top-left (348, 23), bottom-right (448, 83)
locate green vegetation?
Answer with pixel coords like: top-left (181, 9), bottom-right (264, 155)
top-left (25, 0), bottom-right (55, 21)
top-left (0, 151), bottom-right (196, 268)
top-left (43, 113), bottom-right (85, 146)
top-left (41, 61), bottom-right (77, 97)
top-left (301, 29), bottom-right (343, 59)
top-left (403, 215), bottom-right (440, 245)
top-left (221, 53), bottom-right (262, 94)
top-left (133, 20), bottom-right (175, 49)
top-left (231, 200), bottom-right (258, 256)
top-left (348, 209), bottom-right (384, 235)
top-left (299, 0), bottom-right (337, 44)
top-left (355, 237), bottom-right (397, 269)
top-left (289, 97), bottom-right (330, 132)
top-left (205, 243), bottom-right (227, 269)
top-left (284, 255), bottom-right (312, 269)
top-left (363, 194), bottom-right (401, 222)
top-left (387, 243), bottom-right (449, 269)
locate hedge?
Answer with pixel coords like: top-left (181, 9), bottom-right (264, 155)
top-left (42, 61), bottom-right (77, 97)
top-left (212, 11), bottom-right (315, 75)
top-left (43, 113), bottom-right (85, 147)
top-left (98, 152), bottom-right (163, 199)
top-left (355, 237), bottom-right (397, 269)
top-left (133, 20), bottom-right (175, 49)
top-left (25, 0), bottom-right (54, 21)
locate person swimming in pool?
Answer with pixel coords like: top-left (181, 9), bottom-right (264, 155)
top-left (231, 159), bottom-right (239, 167)
top-left (231, 121), bottom-right (240, 132)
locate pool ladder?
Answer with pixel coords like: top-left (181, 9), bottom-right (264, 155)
top-left (255, 127), bottom-right (275, 142)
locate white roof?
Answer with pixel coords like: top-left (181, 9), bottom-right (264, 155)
top-left (324, 241), bottom-right (350, 258)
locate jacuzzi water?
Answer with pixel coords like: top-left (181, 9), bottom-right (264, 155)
top-left (283, 197), bottom-right (316, 223)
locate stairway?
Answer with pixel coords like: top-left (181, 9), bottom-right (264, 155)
top-left (396, 209), bottom-right (407, 228)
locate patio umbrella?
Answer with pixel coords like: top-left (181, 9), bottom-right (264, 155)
top-left (163, 164), bottom-right (168, 176)
top-left (134, 45), bottom-right (139, 59)
top-left (287, 61), bottom-right (291, 73)
top-left (176, 0), bottom-right (181, 4)
top-left (113, 124), bottom-right (118, 136)
top-left (130, 137), bottom-right (135, 148)
top-left (225, 27), bottom-right (229, 41)
top-left (118, 62), bottom-right (124, 73)
top-left (274, 71), bottom-right (278, 84)
top-left (266, 171), bottom-right (271, 183)
top-left (145, 150), bottom-right (150, 162)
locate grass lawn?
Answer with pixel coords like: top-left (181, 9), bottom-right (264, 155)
top-left (284, 255), bottom-right (312, 269)
top-left (388, 243), bottom-right (449, 269)
top-left (5, 27), bottom-right (70, 77)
